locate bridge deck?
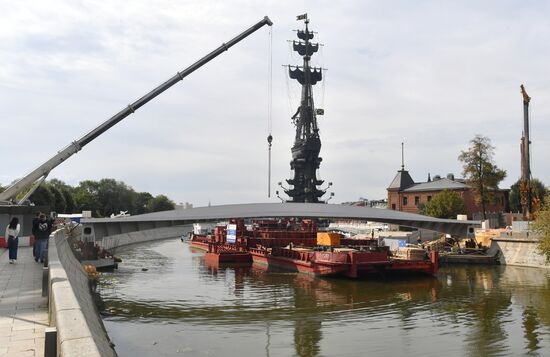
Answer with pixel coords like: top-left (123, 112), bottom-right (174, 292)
top-left (83, 203), bottom-right (480, 239)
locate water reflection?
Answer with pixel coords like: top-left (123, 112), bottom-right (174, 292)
top-left (523, 306), bottom-right (541, 354)
top-left (293, 284), bottom-right (322, 357)
top-left (97, 240), bottom-right (550, 357)
top-left (437, 266), bottom-right (511, 357)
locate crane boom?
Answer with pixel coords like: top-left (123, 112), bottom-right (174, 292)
top-left (520, 84), bottom-right (532, 219)
top-left (0, 16), bottom-right (273, 204)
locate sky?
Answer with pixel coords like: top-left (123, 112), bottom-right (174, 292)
top-left (1, 0), bottom-right (549, 207)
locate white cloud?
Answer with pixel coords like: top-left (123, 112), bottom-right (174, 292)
top-left (1, 0), bottom-right (549, 206)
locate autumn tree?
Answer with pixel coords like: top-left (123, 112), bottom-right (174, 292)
top-left (533, 193), bottom-right (550, 263)
top-left (421, 190), bottom-right (465, 219)
top-left (458, 135), bottom-right (506, 220)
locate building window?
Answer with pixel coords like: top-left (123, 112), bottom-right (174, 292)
top-left (415, 196), bottom-right (420, 205)
top-left (392, 204), bottom-right (396, 210)
top-left (427, 196), bottom-right (432, 202)
top-left (403, 197), bottom-right (408, 206)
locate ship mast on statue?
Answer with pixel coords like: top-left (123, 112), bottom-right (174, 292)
top-left (279, 14), bottom-right (333, 203)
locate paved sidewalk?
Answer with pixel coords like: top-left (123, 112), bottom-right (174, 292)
top-left (0, 247), bottom-right (49, 356)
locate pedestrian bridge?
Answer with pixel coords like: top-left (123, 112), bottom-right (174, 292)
top-left (81, 203), bottom-right (479, 242)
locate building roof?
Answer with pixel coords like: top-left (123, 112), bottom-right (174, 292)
top-left (387, 170), bottom-right (415, 191)
top-left (402, 178), bottom-right (468, 192)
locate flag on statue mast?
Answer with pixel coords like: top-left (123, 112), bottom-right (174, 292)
top-left (296, 14), bottom-right (307, 20)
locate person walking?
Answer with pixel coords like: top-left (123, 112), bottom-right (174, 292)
top-left (5, 217), bottom-right (21, 264)
top-left (33, 213), bottom-right (52, 263)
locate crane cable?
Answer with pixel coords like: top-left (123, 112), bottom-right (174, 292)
top-left (267, 26), bottom-right (273, 198)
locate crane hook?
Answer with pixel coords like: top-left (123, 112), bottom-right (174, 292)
top-left (267, 134), bottom-right (273, 198)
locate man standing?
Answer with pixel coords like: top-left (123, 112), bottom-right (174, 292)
top-left (31, 212), bottom-right (40, 259)
top-left (33, 213), bottom-right (52, 263)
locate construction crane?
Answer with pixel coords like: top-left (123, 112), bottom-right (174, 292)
top-left (0, 16), bottom-right (273, 205)
top-left (519, 84), bottom-right (534, 220)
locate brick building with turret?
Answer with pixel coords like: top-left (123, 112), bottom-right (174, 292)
top-left (387, 167), bottom-right (509, 219)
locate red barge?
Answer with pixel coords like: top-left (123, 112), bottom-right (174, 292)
top-left (189, 219), bottom-right (438, 279)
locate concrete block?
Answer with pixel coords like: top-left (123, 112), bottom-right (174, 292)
top-left (55, 308), bottom-right (92, 342)
top-left (52, 286), bottom-right (80, 312)
top-left (60, 337), bottom-right (102, 357)
top-left (49, 263), bottom-right (68, 284)
top-left (51, 279), bottom-right (72, 291)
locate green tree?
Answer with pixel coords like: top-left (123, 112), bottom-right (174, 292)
top-left (147, 194), bottom-right (175, 212)
top-left (29, 185), bottom-right (55, 210)
top-left (48, 178), bottom-right (70, 190)
top-left (509, 178), bottom-right (547, 213)
top-left (74, 180), bottom-right (101, 216)
top-left (46, 179), bottom-right (75, 213)
top-left (95, 178), bottom-right (136, 216)
top-left (134, 192), bottom-right (154, 214)
top-left (3, 175), bottom-right (176, 216)
top-left (417, 202), bottom-right (427, 215)
top-left (421, 190), bottom-right (465, 219)
top-left (533, 193), bottom-right (550, 263)
top-left (61, 188), bottom-right (76, 213)
top-left (458, 135), bottom-right (507, 220)
top-left (48, 185), bottom-right (67, 213)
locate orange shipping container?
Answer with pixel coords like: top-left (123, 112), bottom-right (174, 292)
top-left (317, 232), bottom-right (342, 246)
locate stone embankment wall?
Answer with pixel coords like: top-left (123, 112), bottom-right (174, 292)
top-left (100, 224), bottom-right (193, 250)
top-left (491, 236), bottom-right (549, 268)
top-left (48, 229), bottom-right (116, 357)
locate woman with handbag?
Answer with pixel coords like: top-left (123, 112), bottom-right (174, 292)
top-left (5, 217), bottom-right (20, 264)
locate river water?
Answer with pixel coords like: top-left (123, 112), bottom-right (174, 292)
top-left (96, 239), bottom-right (550, 357)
